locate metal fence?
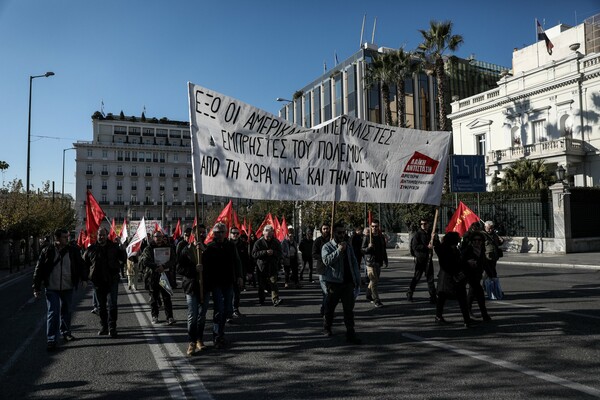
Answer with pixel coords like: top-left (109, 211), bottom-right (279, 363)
top-left (438, 190), bottom-right (554, 238)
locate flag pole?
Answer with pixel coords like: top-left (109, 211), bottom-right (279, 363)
top-left (330, 200), bottom-right (336, 231)
top-left (193, 192), bottom-right (204, 303)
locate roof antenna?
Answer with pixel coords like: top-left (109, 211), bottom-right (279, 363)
top-left (371, 16), bottom-right (377, 44)
top-left (359, 14), bottom-right (366, 48)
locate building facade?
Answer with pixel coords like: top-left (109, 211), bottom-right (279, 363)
top-left (75, 112), bottom-right (217, 232)
top-left (278, 43), bottom-right (507, 131)
top-left (449, 16), bottom-right (600, 189)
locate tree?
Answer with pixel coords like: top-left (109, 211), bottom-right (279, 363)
top-left (417, 20), bottom-right (464, 131)
top-left (389, 48), bottom-right (419, 128)
top-left (495, 159), bottom-right (555, 190)
top-left (0, 161), bottom-right (8, 171)
top-left (364, 51), bottom-right (397, 125)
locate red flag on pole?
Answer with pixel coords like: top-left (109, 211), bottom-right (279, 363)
top-left (86, 189), bottom-right (106, 245)
top-left (278, 216), bottom-right (289, 241)
top-left (108, 218), bottom-right (117, 241)
top-left (273, 216), bottom-right (282, 240)
top-left (204, 200), bottom-right (234, 244)
top-left (189, 217), bottom-right (198, 244)
top-left (172, 219), bottom-right (182, 241)
top-left (77, 229), bottom-right (86, 249)
top-left (255, 213), bottom-right (274, 238)
top-left (445, 201), bottom-right (480, 237)
top-left (241, 217), bottom-right (248, 236)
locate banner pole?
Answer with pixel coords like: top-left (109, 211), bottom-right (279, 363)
top-left (330, 200), bottom-right (336, 230)
top-left (194, 192), bottom-right (204, 303)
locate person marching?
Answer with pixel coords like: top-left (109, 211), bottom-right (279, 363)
top-left (407, 219), bottom-right (437, 303)
top-left (361, 219), bottom-right (388, 307)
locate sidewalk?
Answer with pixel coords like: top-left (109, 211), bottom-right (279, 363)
top-left (387, 248), bottom-right (600, 269)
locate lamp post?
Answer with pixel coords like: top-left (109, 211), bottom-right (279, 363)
top-left (27, 72), bottom-right (55, 201)
top-left (62, 147), bottom-right (76, 197)
top-left (25, 71), bottom-right (54, 265)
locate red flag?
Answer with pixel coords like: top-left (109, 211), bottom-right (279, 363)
top-left (189, 217), bottom-right (198, 244)
top-left (205, 200), bottom-right (234, 244)
top-left (108, 218), bottom-right (117, 241)
top-left (536, 19), bottom-right (554, 55)
top-left (154, 221), bottom-right (163, 234)
top-left (86, 190), bottom-right (106, 245)
top-left (445, 201), bottom-right (480, 237)
top-left (172, 219), bottom-right (182, 241)
top-left (273, 216), bottom-right (282, 240)
top-left (232, 209), bottom-right (241, 231)
top-left (255, 213), bottom-right (274, 238)
top-left (77, 229), bottom-right (86, 249)
top-left (241, 217), bottom-right (248, 236)
top-left (278, 216), bottom-right (289, 241)
top-left (247, 218), bottom-right (253, 237)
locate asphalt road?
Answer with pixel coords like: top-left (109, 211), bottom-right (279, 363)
top-left (1, 259), bottom-right (599, 400)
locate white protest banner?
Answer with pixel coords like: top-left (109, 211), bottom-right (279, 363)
top-left (126, 217), bottom-right (147, 257)
top-left (188, 83), bottom-right (451, 206)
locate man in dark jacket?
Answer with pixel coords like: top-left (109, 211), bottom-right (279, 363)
top-left (361, 219), bottom-right (388, 307)
top-left (33, 228), bottom-right (87, 350)
top-left (407, 219), bottom-right (437, 303)
top-left (252, 225), bottom-right (282, 306)
top-left (84, 227), bottom-right (126, 337)
top-left (202, 222), bottom-right (243, 348)
top-left (229, 226), bottom-right (249, 317)
top-left (298, 230), bottom-right (314, 282)
top-left (140, 230), bottom-right (177, 325)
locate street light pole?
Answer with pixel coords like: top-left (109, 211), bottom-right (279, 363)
top-left (27, 72), bottom-right (55, 201)
top-left (25, 71), bottom-right (54, 265)
top-left (62, 147), bottom-right (76, 198)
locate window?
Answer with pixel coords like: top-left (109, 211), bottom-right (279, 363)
top-left (187, 182), bottom-right (192, 192)
top-left (323, 80), bottom-right (332, 121)
top-left (131, 210), bottom-right (138, 219)
top-left (475, 133), bottom-right (486, 156)
top-left (313, 86), bottom-right (321, 125)
top-left (102, 180), bottom-right (107, 190)
top-left (115, 126), bottom-right (127, 135)
top-left (101, 195), bottom-right (107, 203)
top-left (532, 119), bottom-right (546, 142)
top-left (304, 91), bottom-right (312, 127)
top-left (102, 150), bottom-right (108, 159)
top-left (334, 73), bottom-right (343, 117)
top-left (160, 167), bottom-right (165, 176)
top-left (87, 149), bottom-right (93, 157)
top-left (145, 166), bottom-right (151, 176)
top-left (346, 65), bottom-right (357, 117)
top-left (173, 182), bottom-right (179, 191)
top-left (172, 210), bottom-right (178, 219)
top-left (117, 150), bottom-right (123, 161)
top-left (125, 151), bottom-right (131, 161)
top-left (86, 164), bottom-right (93, 174)
top-left (117, 181), bottom-right (122, 190)
top-left (131, 195), bottom-right (137, 203)
top-left (145, 181), bottom-right (152, 190)
top-left (174, 154), bottom-right (179, 162)
top-left (86, 179), bottom-right (92, 189)
top-left (145, 210), bottom-right (152, 219)
top-left (132, 166), bottom-right (137, 174)
top-left (117, 194), bottom-right (123, 203)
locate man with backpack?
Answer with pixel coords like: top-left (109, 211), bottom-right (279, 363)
top-left (407, 219), bottom-right (437, 303)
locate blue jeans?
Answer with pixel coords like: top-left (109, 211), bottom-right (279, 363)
top-left (212, 285), bottom-right (233, 342)
top-left (186, 293), bottom-right (210, 343)
top-left (96, 279), bottom-right (119, 329)
top-left (45, 288), bottom-right (74, 343)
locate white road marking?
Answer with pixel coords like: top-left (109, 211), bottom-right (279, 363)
top-left (494, 300), bottom-right (600, 320)
top-left (402, 332), bottom-right (600, 398)
top-left (126, 283), bottom-right (213, 400)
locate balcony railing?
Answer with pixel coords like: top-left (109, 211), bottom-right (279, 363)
top-left (487, 137), bottom-right (587, 164)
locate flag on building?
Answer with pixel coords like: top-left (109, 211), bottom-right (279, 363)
top-left (126, 217), bottom-right (147, 257)
top-left (445, 201), bottom-right (480, 237)
top-left (536, 19), bottom-right (554, 55)
top-left (172, 219), bottom-right (182, 242)
top-left (120, 219), bottom-right (128, 243)
top-left (86, 189), bottom-right (106, 245)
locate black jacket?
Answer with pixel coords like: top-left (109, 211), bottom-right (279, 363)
top-left (361, 235), bottom-right (388, 266)
top-left (84, 241), bottom-right (126, 287)
top-left (202, 239), bottom-right (242, 290)
top-left (312, 235), bottom-right (329, 275)
top-left (252, 237), bottom-right (282, 275)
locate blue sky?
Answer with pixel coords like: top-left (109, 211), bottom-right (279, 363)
top-left (1, 0), bottom-right (598, 197)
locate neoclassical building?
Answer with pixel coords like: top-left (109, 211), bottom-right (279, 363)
top-left (449, 15), bottom-right (600, 188)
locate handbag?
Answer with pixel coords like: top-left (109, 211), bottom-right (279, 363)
top-left (159, 272), bottom-right (174, 296)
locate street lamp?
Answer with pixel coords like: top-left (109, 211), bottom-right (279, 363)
top-left (62, 147), bottom-right (76, 197)
top-left (25, 71), bottom-right (54, 265)
top-left (27, 72), bottom-right (55, 200)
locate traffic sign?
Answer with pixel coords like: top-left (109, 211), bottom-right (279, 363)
top-left (449, 155), bottom-right (486, 192)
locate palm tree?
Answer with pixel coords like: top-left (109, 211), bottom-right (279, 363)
top-left (497, 159), bottom-right (555, 190)
top-left (417, 20), bottom-right (464, 131)
top-left (389, 48), bottom-right (418, 128)
top-left (364, 51), bottom-right (397, 125)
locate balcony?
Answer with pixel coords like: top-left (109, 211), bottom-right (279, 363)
top-left (487, 138), bottom-right (587, 165)
top-left (186, 173), bottom-right (193, 178)
top-left (85, 171), bottom-right (94, 175)
top-left (145, 172), bottom-right (152, 177)
top-left (172, 173), bottom-right (179, 178)
top-left (144, 201), bottom-right (154, 205)
top-left (117, 186), bottom-right (123, 191)
top-left (101, 171), bottom-right (109, 176)
top-left (113, 201), bottom-right (124, 205)
top-left (172, 201), bottom-right (182, 205)
top-left (131, 172), bottom-right (138, 176)
top-left (131, 186), bottom-right (137, 191)
top-left (116, 171), bottom-right (123, 176)
top-left (130, 201), bottom-right (140, 205)
top-left (159, 173), bottom-right (165, 177)
top-left (86, 185), bottom-right (92, 189)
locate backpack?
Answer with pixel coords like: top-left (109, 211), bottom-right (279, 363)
top-left (410, 234), bottom-right (417, 257)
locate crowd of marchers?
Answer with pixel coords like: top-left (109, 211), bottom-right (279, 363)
top-left (31, 217), bottom-right (504, 353)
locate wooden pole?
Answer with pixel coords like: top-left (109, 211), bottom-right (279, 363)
top-left (330, 200), bottom-right (336, 230)
top-left (194, 193), bottom-right (204, 303)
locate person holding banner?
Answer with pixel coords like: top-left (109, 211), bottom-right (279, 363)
top-left (140, 231), bottom-right (177, 325)
top-left (252, 225), bottom-right (282, 306)
top-left (407, 219), bottom-right (437, 304)
top-left (361, 219), bottom-right (388, 308)
top-left (321, 222), bottom-right (362, 345)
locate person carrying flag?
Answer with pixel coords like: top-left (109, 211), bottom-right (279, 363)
top-left (407, 219), bottom-right (437, 304)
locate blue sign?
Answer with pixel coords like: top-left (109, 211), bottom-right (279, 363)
top-left (450, 155), bottom-right (486, 193)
